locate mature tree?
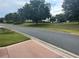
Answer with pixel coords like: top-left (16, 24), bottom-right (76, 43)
top-left (18, 4), bottom-right (32, 22)
top-left (0, 18), bottom-right (4, 23)
top-left (55, 14), bottom-right (66, 23)
top-left (5, 13), bottom-right (13, 23)
top-left (5, 13), bottom-right (21, 24)
top-left (50, 16), bottom-right (56, 23)
top-left (18, 0), bottom-right (51, 24)
top-left (62, 0), bottom-right (79, 22)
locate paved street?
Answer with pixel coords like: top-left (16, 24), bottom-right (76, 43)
top-left (1, 24), bottom-right (79, 55)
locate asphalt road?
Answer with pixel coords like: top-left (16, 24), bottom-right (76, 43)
top-left (1, 24), bottom-right (79, 55)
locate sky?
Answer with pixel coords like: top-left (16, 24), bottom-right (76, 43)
top-left (0, 0), bottom-right (64, 17)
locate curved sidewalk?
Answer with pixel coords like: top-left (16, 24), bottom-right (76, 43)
top-left (0, 40), bottom-right (63, 58)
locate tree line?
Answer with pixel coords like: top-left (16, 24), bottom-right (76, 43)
top-left (0, 0), bottom-right (79, 24)
top-left (51, 0), bottom-right (79, 23)
top-left (0, 0), bottom-right (51, 24)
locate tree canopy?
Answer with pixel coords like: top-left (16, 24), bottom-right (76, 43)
top-left (50, 16), bottom-right (56, 23)
top-left (62, 0), bottom-right (79, 22)
top-left (5, 13), bottom-right (20, 23)
top-left (18, 0), bottom-right (51, 24)
top-left (0, 18), bottom-right (4, 23)
top-left (55, 14), bottom-right (66, 23)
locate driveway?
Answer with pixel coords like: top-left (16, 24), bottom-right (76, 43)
top-left (1, 24), bottom-right (79, 55)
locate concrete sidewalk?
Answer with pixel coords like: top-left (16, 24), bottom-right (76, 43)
top-left (0, 40), bottom-right (62, 58)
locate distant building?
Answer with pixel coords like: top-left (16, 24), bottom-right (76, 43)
top-left (25, 20), bottom-right (32, 23)
top-left (42, 18), bottom-right (50, 23)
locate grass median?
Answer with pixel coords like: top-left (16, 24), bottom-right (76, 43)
top-left (0, 28), bottom-right (30, 47)
top-left (22, 23), bottom-right (79, 34)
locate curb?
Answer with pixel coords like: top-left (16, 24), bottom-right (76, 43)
top-left (33, 38), bottom-right (79, 58)
top-left (4, 26), bottom-right (79, 58)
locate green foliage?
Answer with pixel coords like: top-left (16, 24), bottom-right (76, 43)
top-left (5, 13), bottom-right (24, 24)
top-left (55, 14), bottom-right (66, 23)
top-left (0, 18), bottom-right (4, 23)
top-left (62, 0), bottom-right (79, 22)
top-left (5, 13), bottom-right (19, 23)
top-left (18, 0), bottom-right (51, 24)
top-left (50, 16), bottom-right (56, 22)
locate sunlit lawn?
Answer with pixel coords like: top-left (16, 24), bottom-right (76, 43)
top-left (0, 28), bottom-right (30, 47)
top-left (22, 22), bottom-right (79, 34)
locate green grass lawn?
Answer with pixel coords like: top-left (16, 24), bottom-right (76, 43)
top-left (22, 23), bottom-right (79, 34)
top-left (0, 28), bottom-right (30, 47)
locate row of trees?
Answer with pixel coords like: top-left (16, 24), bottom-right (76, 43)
top-left (51, 0), bottom-right (79, 23)
top-left (0, 0), bottom-right (79, 24)
top-left (0, 0), bottom-right (51, 24)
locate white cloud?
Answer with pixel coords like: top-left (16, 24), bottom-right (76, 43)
top-left (50, 0), bottom-right (64, 16)
top-left (16, 1), bottom-right (26, 7)
top-left (15, 0), bottom-right (30, 8)
top-left (0, 0), bottom-right (64, 17)
top-left (0, 0), bottom-right (28, 17)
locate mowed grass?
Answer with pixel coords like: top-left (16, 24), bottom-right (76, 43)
top-left (22, 22), bottom-right (79, 34)
top-left (0, 28), bottom-right (30, 47)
